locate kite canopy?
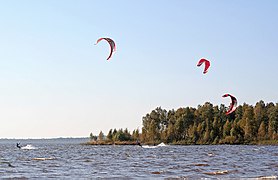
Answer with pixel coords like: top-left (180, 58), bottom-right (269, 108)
top-left (95, 37), bottom-right (116, 60)
top-left (222, 94), bottom-right (237, 115)
top-left (197, 58), bottom-right (210, 74)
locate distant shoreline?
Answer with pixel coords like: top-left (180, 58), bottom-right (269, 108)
top-left (83, 140), bottom-right (278, 146)
top-left (82, 141), bottom-right (140, 146)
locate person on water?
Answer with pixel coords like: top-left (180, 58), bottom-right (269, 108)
top-left (16, 143), bottom-right (21, 149)
top-left (136, 140), bottom-right (142, 147)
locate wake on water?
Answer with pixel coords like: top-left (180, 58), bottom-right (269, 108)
top-left (21, 144), bottom-right (37, 150)
top-left (142, 142), bottom-right (167, 149)
top-left (157, 142), bottom-right (166, 147)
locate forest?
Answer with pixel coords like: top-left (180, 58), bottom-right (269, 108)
top-left (89, 100), bottom-right (278, 145)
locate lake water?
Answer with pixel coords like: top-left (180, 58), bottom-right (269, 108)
top-left (0, 139), bottom-right (277, 179)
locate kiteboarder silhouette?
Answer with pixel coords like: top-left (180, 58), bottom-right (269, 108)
top-left (136, 140), bottom-right (142, 147)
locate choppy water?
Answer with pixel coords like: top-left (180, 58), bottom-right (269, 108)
top-left (0, 139), bottom-right (277, 179)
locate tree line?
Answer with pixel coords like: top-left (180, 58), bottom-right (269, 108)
top-left (90, 100), bottom-right (278, 145)
top-left (90, 128), bottom-right (139, 142)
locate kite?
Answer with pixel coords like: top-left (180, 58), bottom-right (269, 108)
top-left (95, 38), bottom-right (116, 60)
top-left (197, 58), bottom-right (210, 74)
top-left (222, 94), bottom-right (237, 115)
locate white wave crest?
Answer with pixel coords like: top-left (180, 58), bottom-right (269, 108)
top-left (21, 144), bottom-right (37, 150)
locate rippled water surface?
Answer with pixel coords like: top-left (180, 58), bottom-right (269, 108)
top-left (0, 139), bottom-right (277, 179)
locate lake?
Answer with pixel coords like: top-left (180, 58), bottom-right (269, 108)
top-left (0, 139), bottom-right (277, 179)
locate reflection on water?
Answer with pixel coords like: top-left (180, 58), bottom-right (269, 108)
top-left (0, 139), bottom-right (277, 179)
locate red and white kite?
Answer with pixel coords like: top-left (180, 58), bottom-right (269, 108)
top-left (222, 94), bottom-right (237, 115)
top-left (95, 38), bottom-right (116, 60)
top-left (197, 58), bottom-right (210, 74)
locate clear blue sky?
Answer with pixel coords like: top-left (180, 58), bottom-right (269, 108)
top-left (0, 0), bottom-right (277, 138)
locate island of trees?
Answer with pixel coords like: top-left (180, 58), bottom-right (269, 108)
top-left (87, 100), bottom-right (278, 145)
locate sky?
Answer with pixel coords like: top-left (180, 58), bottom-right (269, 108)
top-left (0, 0), bottom-right (277, 138)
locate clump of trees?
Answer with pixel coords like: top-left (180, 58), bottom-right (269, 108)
top-left (89, 100), bottom-right (278, 145)
top-left (89, 128), bottom-right (140, 144)
top-left (141, 100), bottom-right (278, 145)
top-left (106, 128), bottom-right (140, 142)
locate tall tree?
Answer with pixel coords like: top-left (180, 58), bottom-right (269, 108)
top-left (242, 106), bottom-right (256, 139)
top-left (98, 131), bottom-right (104, 141)
top-left (244, 118), bottom-right (252, 142)
top-left (254, 100), bottom-right (267, 134)
top-left (132, 129), bottom-right (140, 140)
top-left (258, 121), bottom-right (266, 140)
top-left (107, 129), bottom-right (113, 141)
top-left (223, 120), bottom-right (231, 138)
top-left (267, 104), bottom-right (278, 139)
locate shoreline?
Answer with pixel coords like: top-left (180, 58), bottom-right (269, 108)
top-left (82, 140), bottom-right (278, 146)
top-left (82, 141), bottom-right (140, 146)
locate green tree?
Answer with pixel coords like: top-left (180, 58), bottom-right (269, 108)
top-left (258, 121), bottom-right (266, 140)
top-left (212, 117), bottom-right (219, 140)
top-left (242, 106), bottom-right (256, 140)
top-left (230, 121), bottom-right (244, 143)
top-left (235, 105), bottom-right (243, 122)
top-left (223, 120), bottom-right (231, 138)
top-left (244, 118), bottom-right (252, 142)
top-left (112, 129), bottom-right (118, 141)
top-left (254, 100), bottom-right (267, 134)
top-left (89, 133), bottom-right (97, 141)
top-left (132, 129), bottom-right (140, 140)
top-left (124, 128), bottom-right (132, 141)
top-left (267, 104), bottom-right (278, 139)
top-left (174, 117), bottom-right (185, 141)
top-left (166, 123), bottom-right (175, 143)
top-left (107, 129), bottom-right (113, 141)
top-left (142, 107), bottom-right (165, 143)
top-left (98, 131), bottom-right (104, 141)
top-left (204, 126), bottom-right (210, 143)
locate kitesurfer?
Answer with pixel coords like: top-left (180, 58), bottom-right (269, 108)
top-left (136, 140), bottom-right (142, 147)
top-left (16, 143), bottom-right (21, 149)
